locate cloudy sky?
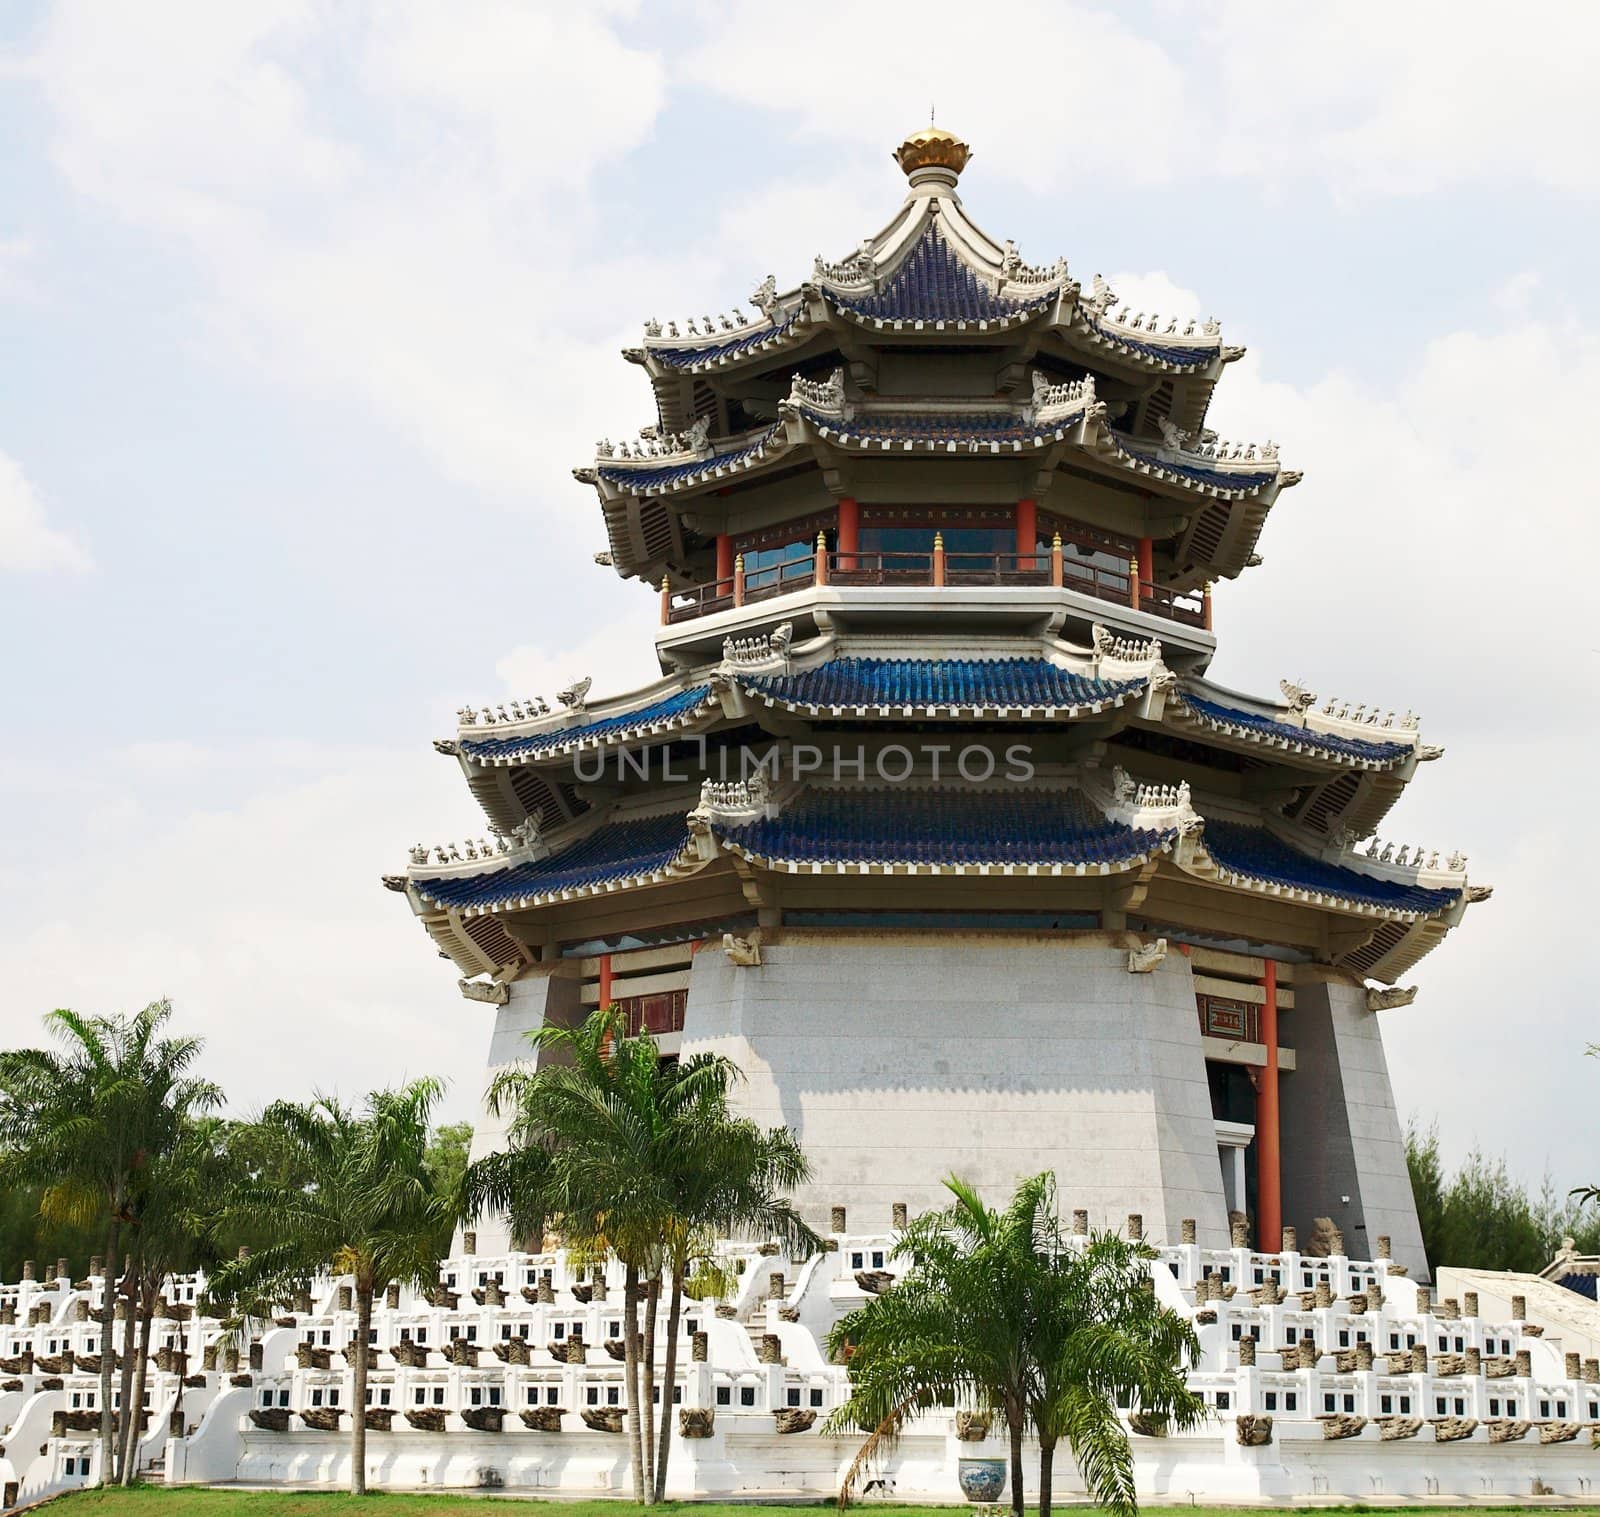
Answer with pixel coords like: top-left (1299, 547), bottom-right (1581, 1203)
top-left (1, 2), bottom-right (1596, 1195)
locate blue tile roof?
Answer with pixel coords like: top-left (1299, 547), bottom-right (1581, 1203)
top-left (459, 686), bottom-right (716, 762)
top-left (719, 786), bottom-right (1171, 870)
top-left (1113, 436), bottom-right (1276, 491)
top-left (740, 658), bottom-right (1142, 713)
top-left (597, 426), bottom-right (783, 493)
top-left (1082, 313), bottom-right (1220, 368)
top-left (413, 812), bottom-right (689, 911)
top-left (829, 226), bottom-right (1054, 325)
top-left (795, 406), bottom-right (1038, 446)
top-left (647, 310), bottom-right (803, 369)
top-left (1177, 692), bottom-right (1413, 765)
top-left (1203, 822), bottom-right (1459, 915)
top-left (1557, 1273), bottom-right (1598, 1302)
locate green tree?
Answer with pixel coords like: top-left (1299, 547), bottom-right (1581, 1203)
top-left (651, 1099), bottom-right (815, 1500)
top-left (0, 1001), bottom-right (220, 1485)
top-left (114, 1117), bottom-right (218, 1482)
top-left (826, 1175), bottom-right (1202, 1517)
top-left (206, 1079), bottom-right (453, 1496)
top-left (1025, 1229), bottom-right (1204, 1517)
top-left (1407, 1120), bottom-right (1600, 1275)
top-left (425, 1122), bottom-right (473, 1254)
top-left (465, 1006), bottom-right (815, 1504)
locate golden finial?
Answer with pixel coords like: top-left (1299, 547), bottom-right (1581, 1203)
top-left (893, 123), bottom-right (971, 180)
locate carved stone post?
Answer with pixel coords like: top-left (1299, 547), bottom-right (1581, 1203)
top-left (1072, 1209), bottom-right (1088, 1236)
top-left (768, 1273), bottom-right (785, 1302)
top-left (830, 1206), bottom-right (846, 1233)
top-left (1464, 1292), bottom-right (1478, 1317)
top-left (1238, 1335), bottom-right (1256, 1367)
top-left (891, 1202), bottom-right (907, 1229)
top-left (1375, 1234), bottom-right (1391, 1259)
top-left (1281, 1225), bottom-right (1297, 1252)
top-left (1230, 1218), bottom-right (1251, 1249)
top-left (1126, 1213), bottom-right (1143, 1240)
top-left (462, 1231), bottom-right (476, 1256)
top-left (1510, 1294), bottom-right (1526, 1320)
top-left (1181, 1218), bottom-right (1197, 1244)
top-left (757, 1333), bottom-right (783, 1365)
top-left (691, 1331), bottom-right (708, 1364)
top-left (1565, 1352), bottom-right (1582, 1379)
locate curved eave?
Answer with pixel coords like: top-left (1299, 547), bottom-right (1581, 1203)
top-left (414, 855), bottom-right (702, 917)
top-left (458, 691), bottom-right (721, 767)
top-left (793, 408), bottom-right (1280, 504)
top-left (714, 832), bottom-right (1175, 879)
top-left (592, 424), bottom-right (791, 499)
top-left (1164, 693), bottom-right (1416, 773)
top-left (1190, 852), bottom-right (1457, 923)
top-left (639, 306), bottom-right (813, 376)
top-left (1067, 310), bottom-right (1227, 375)
top-left (736, 681), bottom-right (1144, 722)
top-left (823, 292), bottom-right (1056, 336)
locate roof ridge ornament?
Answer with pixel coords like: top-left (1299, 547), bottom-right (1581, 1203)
top-left (1029, 371), bottom-right (1097, 425)
top-left (406, 812), bottom-right (545, 873)
top-left (1312, 696), bottom-right (1419, 735)
top-left (722, 621), bottom-right (794, 672)
top-left (786, 369), bottom-right (846, 417)
top-left (1085, 765), bottom-right (1204, 855)
top-left (813, 241), bottom-right (877, 289)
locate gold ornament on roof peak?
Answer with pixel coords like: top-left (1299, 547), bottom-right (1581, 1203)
top-left (893, 123), bottom-right (971, 178)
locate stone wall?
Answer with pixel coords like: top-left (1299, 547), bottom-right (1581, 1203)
top-left (679, 933), bottom-right (1232, 1245)
top-left (1279, 975), bottom-right (1426, 1279)
top-left (461, 969), bottom-right (583, 1254)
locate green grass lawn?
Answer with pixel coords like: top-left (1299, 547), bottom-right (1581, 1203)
top-left (42, 1492), bottom-right (1600, 1517)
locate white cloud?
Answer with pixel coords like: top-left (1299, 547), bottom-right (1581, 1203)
top-left (0, 447), bottom-right (90, 573)
top-left (684, 0), bottom-right (1600, 200)
top-left (1192, 304), bottom-right (1600, 1187)
top-left (0, 741), bottom-right (489, 1122)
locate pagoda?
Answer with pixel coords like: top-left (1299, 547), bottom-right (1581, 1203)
top-left (387, 125), bottom-right (1488, 1276)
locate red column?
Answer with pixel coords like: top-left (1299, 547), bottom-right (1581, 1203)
top-left (837, 496), bottom-right (859, 572)
top-left (1137, 535), bottom-right (1154, 586)
top-left (1015, 498), bottom-right (1036, 565)
top-left (598, 952), bottom-right (613, 1010)
top-left (715, 534), bottom-right (734, 594)
top-left (1257, 958), bottom-right (1282, 1250)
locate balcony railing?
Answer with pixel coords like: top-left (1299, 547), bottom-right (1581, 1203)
top-left (661, 539), bottom-right (1209, 629)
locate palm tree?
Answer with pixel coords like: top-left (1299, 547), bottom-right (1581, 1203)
top-left (826, 1175), bottom-right (1203, 1517)
top-left (652, 1111), bottom-right (816, 1501)
top-left (118, 1116), bottom-right (235, 1484)
top-left (465, 1006), bottom-right (817, 1504)
top-left (1024, 1229), bottom-right (1204, 1517)
top-left (206, 1079), bottom-right (453, 1496)
top-left (469, 1008), bottom-right (672, 1502)
top-left (0, 1001), bottom-right (220, 1485)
